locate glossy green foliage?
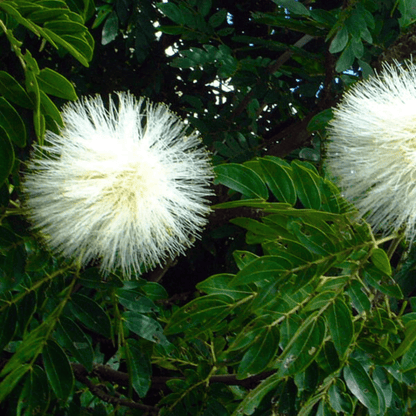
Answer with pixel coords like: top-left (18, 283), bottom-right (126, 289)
top-left (163, 157), bottom-right (412, 416)
top-left (0, 266), bottom-right (170, 412)
top-left (0, 0), bottom-right (91, 155)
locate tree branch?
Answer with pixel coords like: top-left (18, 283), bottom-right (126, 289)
top-left (72, 364), bottom-right (160, 415)
top-left (150, 371), bottom-right (275, 390)
top-left (263, 110), bottom-right (319, 157)
top-left (73, 363), bottom-right (275, 392)
top-left (208, 205), bottom-right (267, 229)
top-left (230, 34), bottom-right (315, 121)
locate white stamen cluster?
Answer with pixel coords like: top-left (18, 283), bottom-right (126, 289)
top-left (326, 61), bottom-right (416, 241)
top-left (24, 92), bottom-right (214, 278)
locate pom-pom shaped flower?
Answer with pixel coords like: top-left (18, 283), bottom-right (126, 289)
top-left (326, 61), bottom-right (416, 240)
top-left (24, 93), bottom-right (214, 278)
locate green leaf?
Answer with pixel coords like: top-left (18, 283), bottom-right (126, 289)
top-left (92, 4), bottom-right (112, 28)
top-left (344, 358), bottom-right (380, 412)
top-left (231, 372), bottom-right (281, 416)
top-left (316, 342), bottom-right (340, 373)
top-left (43, 339), bottom-right (74, 401)
top-left (358, 59), bottom-right (374, 78)
top-left (398, 0), bottom-right (416, 27)
top-left (259, 158), bottom-right (296, 205)
top-left (171, 57), bottom-right (195, 68)
top-left (117, 289), bottom-right (159, 313)
top-left (320, 180), bottom-right (342, 213)
top-left (102, 11), bottom-right (119, 45)
top-left (290, 264), bottom-right (319, 292)
top-left (298, 396), bottom-right (327, 416)
top-left (335, 42), bottom-right (355, 72)
top-left (40, 90), bottom-right (64, 127)
top-left (325, 298), bottom-right (353, 359)
top-left (0, 71), bottom-right (33, 109)
top-left (318, 276), bottom-right (349, 293)
top-left (23, 48), bottom-right (40, 75)
top-left (233, 250), bottom-right (259, 270)
top-left (278, 316), bottom-right (325, 377)
top-left (0, 331), bottom-right (44, 377)
top-left (213, 199), bottom-right (289, 209)
top-left (217, 27), bottom-right (234, 36)
top-left (0, 2), bottom-right (40, 35)
top-left (263, 235), bottom-right (314, 262)
top-left (69, 293), bottom-right (111, 338)
top-left (273, 0), bottom-right (310, 16)
top-left (391, 321), bottom-right (416, 362)
top-left (142, 281), bottom-right (169, 301)
top-left (158, 25), bottom-right (184, 35)
top-left (42, 28), bottom-right (92, 67)
top-left (43, 19), bottom-right (88, 34)
top-left (17, 290), bottom-right (37, 334)
top-left (291, 160), bottom-right (322, 210)
top-left (307, 109), bottom-right (334, 132)
top-left (0, 304), bottom-right (17, 350)
top-left (371, 248), bottom-right (392, 276)
top-left (329, 26), bottom-right (349, 53)
top-left (0, 98), bottom-right (26, 147)
top-left (316, 400), bottom-right (337, 416)
top-left (201, 399), bottom-right (228, 416)
top-left (24, 52), bottom-right (43, 142)
top-left (228, 316), bottom-right (274, 352)
top-left (37, 68), bottom-right (77, 100)
top-left (345, 7), bottom-right (369, 39)
top-left (196, 273), bottom-right (251, 300)
top-left (401, 337), bottom-right (416, 372)
top-left (213, 132), bottom-right (249, 158)
top-left (123, 311), bottom-right (170, 346)
top-left (198, 0), bottom-right (212, 17)
top-left (0, 224), bottom-right (17, 250)
top-left (126, 339), bottom-right (152, 398)
top-left (0, 127), bottom-right (14, 186)
top-left (237, 325), bottom-right (279, 379)
top-left (302, 291), bottom-right (335, 313)
top-left (373, 367), bottom-right (392, 409)
top-left (373, 379), bottom-right (387, 415)
top-left (26, 8), bottom-right (78, 25)
top-left (18, 366), bottom-right (50, 416)
top-left (290, 221), bottom-right (337, 256)
top-left (230, 217), bottom-right (282, 242)
top-left (347, 279), bottom-right (371, 313)
top-left (67, 0), bottom-right (95, 21)
top-left (214, 163), bottom-right (268, 199)
top-left (385, 361), bottom-right (415, 384)
top-left (230, 256), bottom-right (289, 287)
top-left (164, 294), bottom-right (234, 336)
top-left (363, 265), bottom-right (403, 299)
top-left (0, 239), bottom-right (26, 285)
top-left (0, 364), bottom-right (31, 402)
top-left (328, 381), bottom-right (354, 413)
top-left (209, 8), bottom-right (227, 28)
top-left (252, 10), bottom-right (324, 36)
top-left (251, 278), bottom-right (287, 312)
top-left (61, 32), bottom-right (94, 61)
top-left (351, 37), bottom-right (364, 59)
top-left (78, 267), bottom-right (123, 289)
top-left (157, 3), bottom-right (184, 24)
top-left (357, 339), bottom-right (392, 365)
top-left (56, 316), bottom-right (94, 372)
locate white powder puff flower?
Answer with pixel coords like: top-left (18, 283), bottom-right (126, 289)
top-left (326, 61), bottom-right (416, 241)
top-left (23, 92), bottom-right (214, 278)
